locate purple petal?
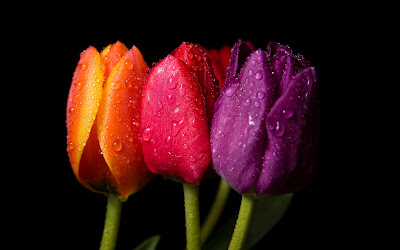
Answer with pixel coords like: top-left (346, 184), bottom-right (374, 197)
top-left (211, 49), bottom-right (276, 194)
top-left (267, 42), bottom-right (310, 97)
top-left (255, 67), bottom-right (319, 197)
top-left (224, 39), bottom-right (253, 87)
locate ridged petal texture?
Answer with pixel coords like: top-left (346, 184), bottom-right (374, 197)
top-left (211, 40), bottom-right (319, 197)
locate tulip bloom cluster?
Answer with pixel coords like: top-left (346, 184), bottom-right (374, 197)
top-left (66, 39), bottom-right (319, 250)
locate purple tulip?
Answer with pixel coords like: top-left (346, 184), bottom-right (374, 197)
top-left (211, 40), bottom-right (319, 197)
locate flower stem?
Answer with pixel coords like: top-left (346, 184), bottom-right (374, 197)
top-left (228, 195), bottom-right (256, 250)
top-left (183, 182), bottom-right (201, 250)
top-left (201, 178), bottom-right (231, 244)
top-left (100, 195), bottom-right (122, 250)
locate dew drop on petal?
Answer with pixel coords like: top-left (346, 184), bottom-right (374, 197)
top-left (110, 81), bottom-right (121, 90)
top-left (124, 60), bottom-right (134, 70)
top-left (282, 109), bottom-right (294, 119)
top-left (225, 87), bottom-right (235, 97)
top-left (257, 91), bottom-right (265, 100)
top-left (112, 138), bottom-right (123, 152)
top-left (142, 128), bottom-right (153, 142)
top-left (255, 70), bottom-right (263, 80)
top-left (167, 76), bottom-right (178, 89)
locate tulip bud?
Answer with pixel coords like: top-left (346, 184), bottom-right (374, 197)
top-left (140, 42), bottom-right (220, 185)
top-left (211, 40), bottom-right (319, 197)
top-left (66, 42), bottom-right (153, 199)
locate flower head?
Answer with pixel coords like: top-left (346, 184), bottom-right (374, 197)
top-left (140, 42), bottom-right (220, 185)
top-left (211, 40), bottom-right (319, 197)
top-left (66, 41), bottom-right (153, 199)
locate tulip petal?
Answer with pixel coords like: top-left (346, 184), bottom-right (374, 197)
top-left (255, 67), bottom-right (318, 196)
top-left (211, 50), bottom-right (276, 194)
top-left (206, 45), bottom-right (231, 89)
top-left (66, 46), bottom-right (105, 190)
top-left (100, 41), bottom-right (129, 81)
top-left (224, 39), bottom-right (253, 87)
top-left (171, 42), bottom-right (220, 121)
top-left (141, 55), bottom-right (210, 185)
top-left (266, 42), bottom-right (310, 97)
top-left (97, 46), bottom-right (153, 198)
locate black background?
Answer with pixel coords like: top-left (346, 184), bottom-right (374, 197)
top-left (10, 4), bottom-right (370, 250)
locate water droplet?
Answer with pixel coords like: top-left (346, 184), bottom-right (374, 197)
top-left (69, 107), bottom-right (75, 114)
top-left (185, 44), bottom-right (193, 51)
top-left (167, 76), bottom-right (178, 89)
top-left (171, 122), bottom-right (181, 136)
top-left (112, 138), bottom-right (123, 152)
top-left (164, 136), bottom-right (172, 148)
top-left (183, 143), bottom-right (188, 150)
top-left (248, 69), bottom-right (254, 76)
top-left (124, 60), bottom-right (134, 70)
top-left (142, 128), bottom-right (153, 142)
top-left (225, 87), bottom-right (235, 97)
top-left (243, 99), bottom-right (251, 106)
top-left (178, 83), bottom-right (186, 97)
top-left (282, 109), bottom-right (294, 119)
top-left (110, 81), bottom-right (121, 90)
top-left (68, 142), bottom-right (75, 150)
top-left (185, 96), bottom-right (193, 103)
top-left (255, 70), bottom-right (263, 80)
top-left (76, 82), bottom-right (83, 90)
top-left (275, 121), bottom-right (285, 137)
top-left (254, 101), bottom-right (261, 108)
top-left (81, 62), bottom-right (88, 70)
top-left (196, 108), bottom-right (203, 115)
top-left (194, 54), bottom-right (201, 61)
top-left (257, 91), bottom-right (265, 100)
top-left (188, 52), bottom-right (194, 60)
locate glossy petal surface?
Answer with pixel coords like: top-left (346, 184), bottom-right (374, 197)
top-left (141, 55), bottom-right (210, 185)
top-left (97, 46), bottom-right (153, 198)
top-left (211, 50), bottom-right (276, 194)
top-left (66, 47), bottom-right (104, 190)
top-left (211, 40), bottom-right (319, 197)
top-left (256, 67), bottom-right (318, 196)
top-left (171, 42), bottom-right (220, 121)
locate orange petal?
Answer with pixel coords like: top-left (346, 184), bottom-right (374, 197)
top-left (66, 46), bottom-right (105, 189)
top-left (97, 45), bottom-right (153, 199)
top-left (100, 41), bottom-right (129, 81)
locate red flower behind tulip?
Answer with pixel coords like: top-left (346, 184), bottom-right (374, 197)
top-left (140, 42), bottom-right (220, 185)
top-left (66, 41), bottom-right (153, 199)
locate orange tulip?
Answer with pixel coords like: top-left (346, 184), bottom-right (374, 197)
top-left (66, 41), bottom-right (153, 200)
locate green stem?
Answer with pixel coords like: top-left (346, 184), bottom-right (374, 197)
top-left (100, 195), bottom-right (122, 250)
top-left (200, 179), bottom-right (231, 244)
top-left (183, 182), bottom-right (201, 250)
top-left (228, 195), bottom-right (256, 250)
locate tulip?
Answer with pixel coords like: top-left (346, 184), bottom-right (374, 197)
top-left (211, 39), bottom-right (319, 198)
top-left (210, 39), bottom-right (319, 250)
top-left (66, 41), bottom-right (153, 200)
top-left (140, 42), bottom-right (220, 185)
top-left (140, 42), bottom-right (220, 250)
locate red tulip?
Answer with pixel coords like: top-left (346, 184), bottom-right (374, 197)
top-left (66, 41), bottom-right (153, 199)
top-left (205, 45), bottom-right (231, 89)
top-left (140, 42), bottom-right (220, 185)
